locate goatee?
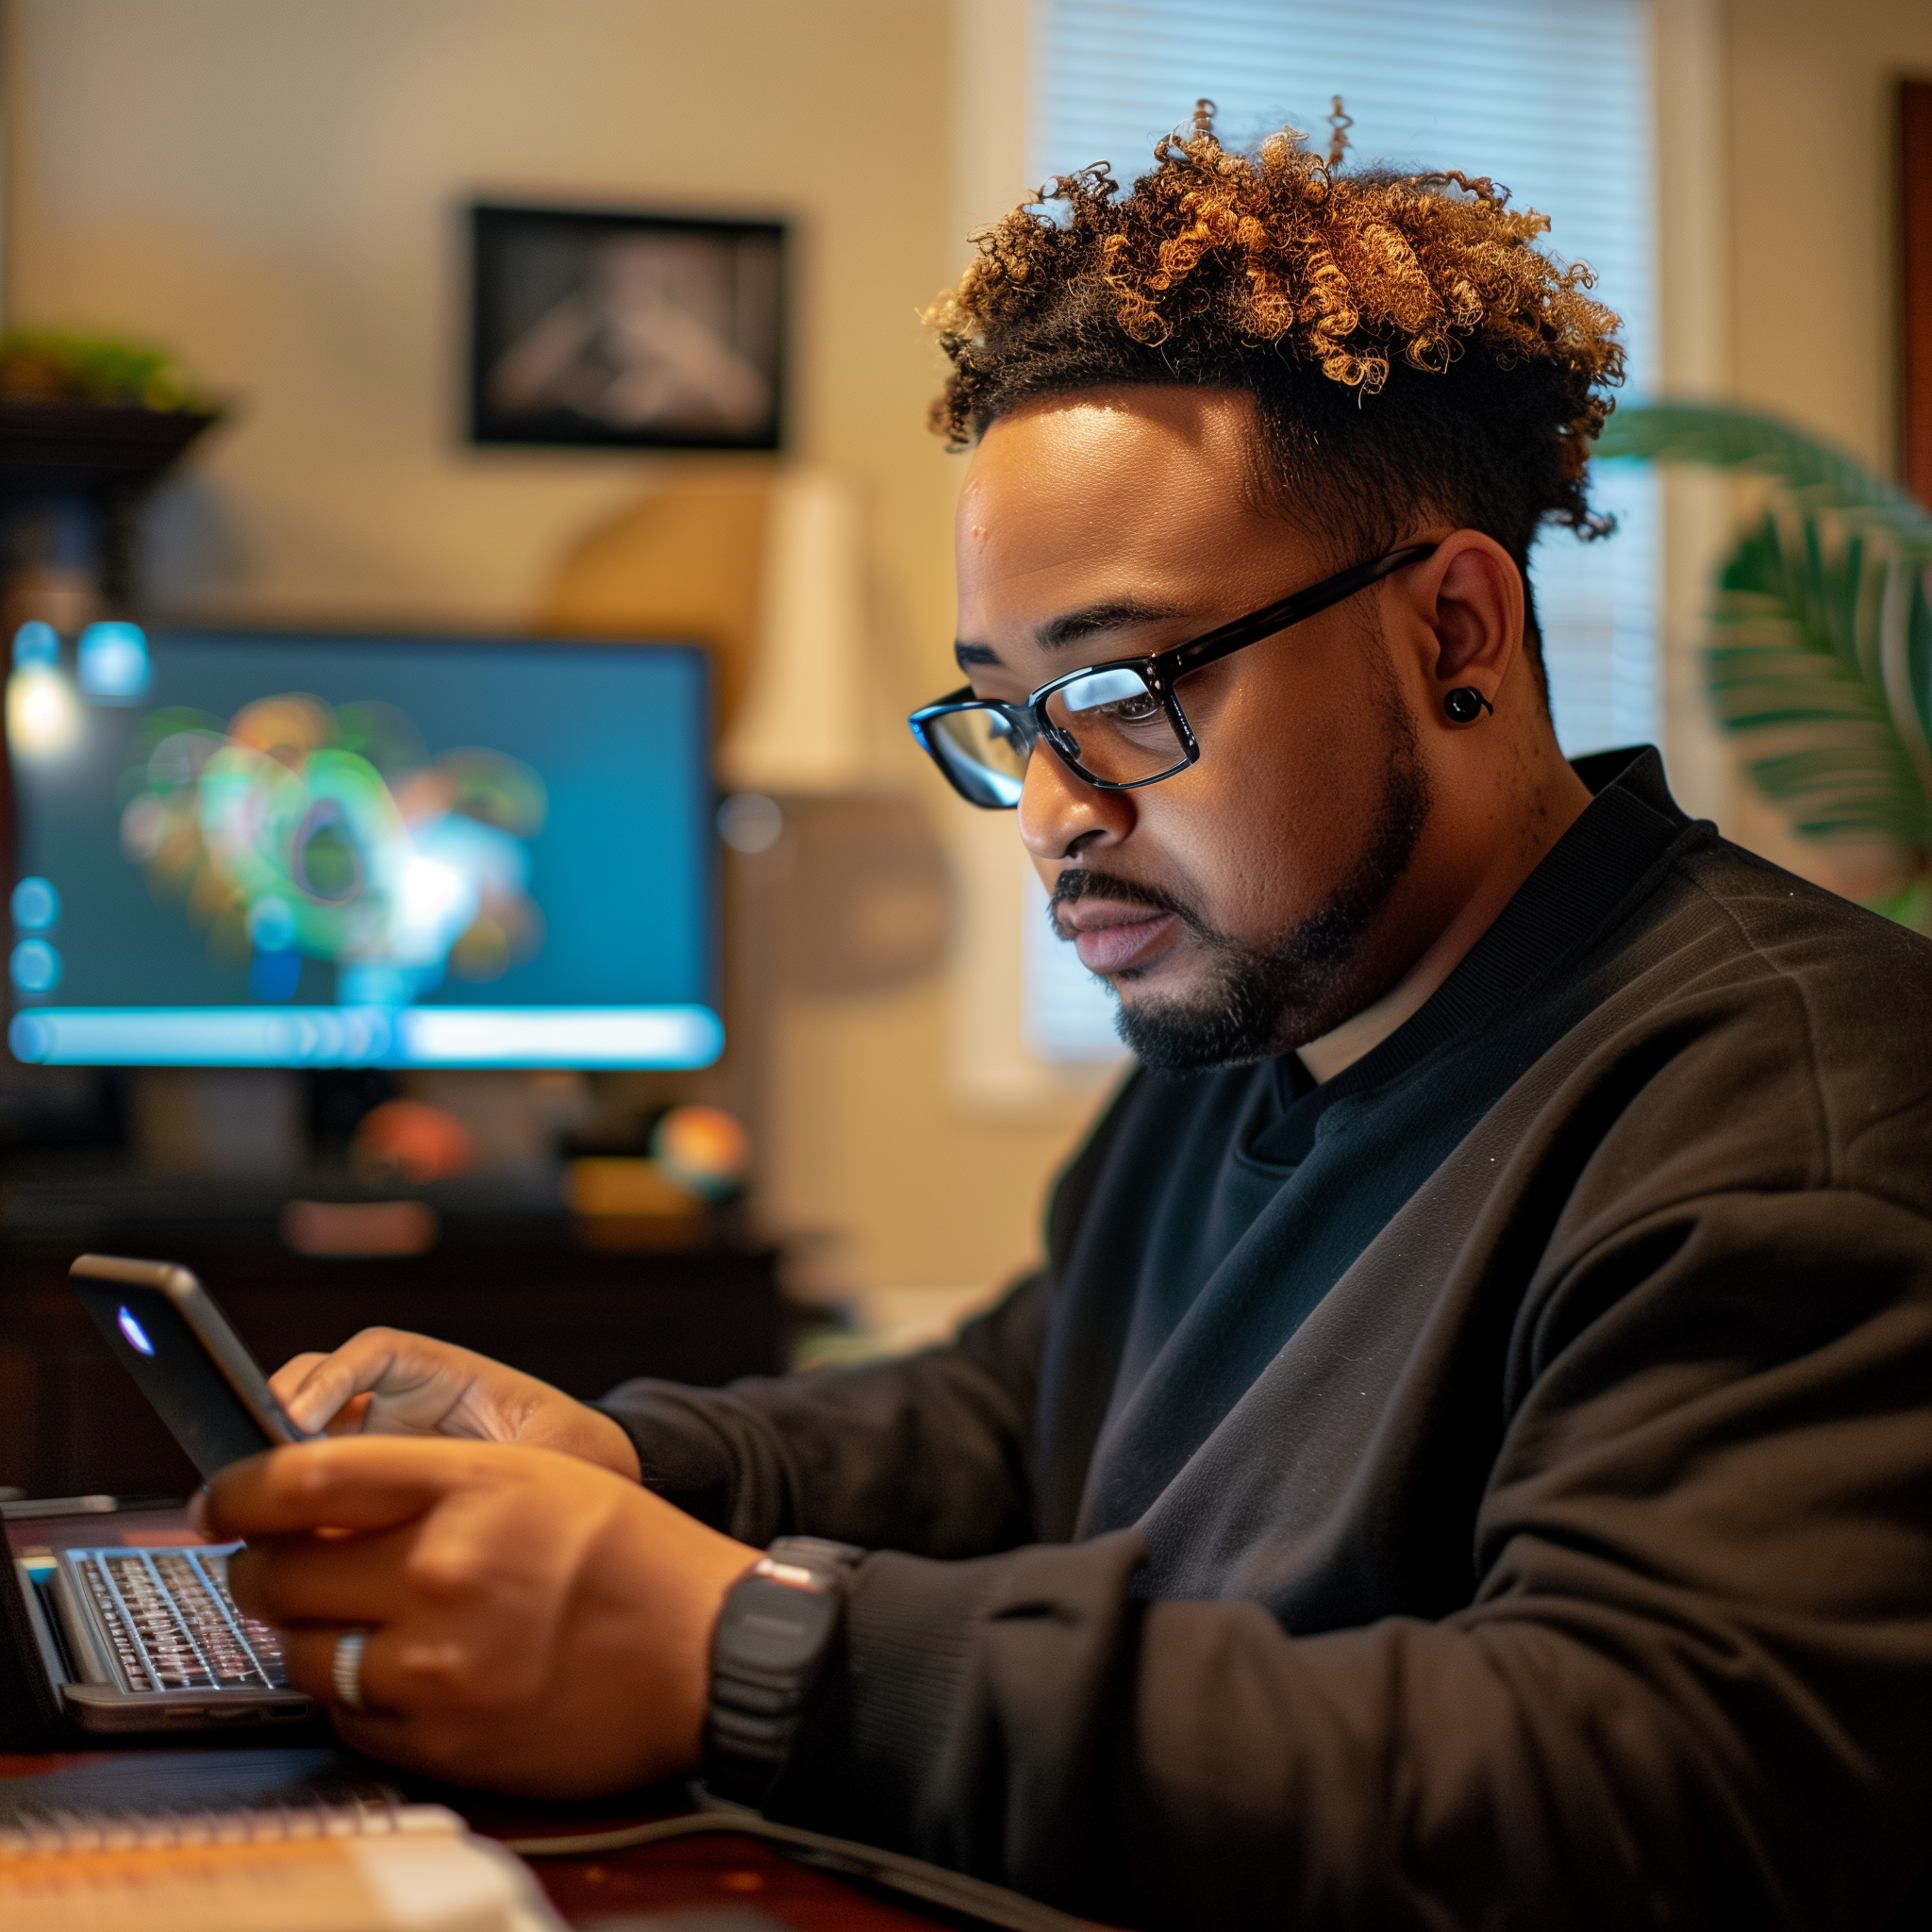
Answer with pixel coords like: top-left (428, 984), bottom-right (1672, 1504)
top-left (1048, 715), bottom-right (1431, 1074)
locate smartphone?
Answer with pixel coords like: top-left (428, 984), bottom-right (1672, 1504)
top-left (68, 1255), bottom-right (316, 1480)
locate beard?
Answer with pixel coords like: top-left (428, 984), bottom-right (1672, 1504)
top-left (1048, 710), bottom-right (1431, 1074)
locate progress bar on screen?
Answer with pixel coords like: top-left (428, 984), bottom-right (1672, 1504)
top-left (8, 1005), bottom-right (724, 1069)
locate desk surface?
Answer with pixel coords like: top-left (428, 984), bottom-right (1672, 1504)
top-left (0, 1744), bottom-right (958, 1930)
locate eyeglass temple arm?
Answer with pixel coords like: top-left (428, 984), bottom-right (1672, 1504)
top-left (1164, 543), bottom-right (1440, 679)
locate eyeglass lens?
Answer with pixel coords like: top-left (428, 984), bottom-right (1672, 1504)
top-left (928, 663), bottom-right (1195, 804)
top-left (1042, 667), bottom-right (1190, 785)
top-left (925, 707), bottom-right (1033, 808)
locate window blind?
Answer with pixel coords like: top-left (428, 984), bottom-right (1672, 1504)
top-left (1023, 0), bottom-right (1657, 1060)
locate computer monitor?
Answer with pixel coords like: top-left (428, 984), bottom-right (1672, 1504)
top-left (4, 623), bottom-right (720, 1070)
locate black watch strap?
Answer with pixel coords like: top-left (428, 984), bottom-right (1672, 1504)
top-left (703, 1535), bottom-right (865, 1808)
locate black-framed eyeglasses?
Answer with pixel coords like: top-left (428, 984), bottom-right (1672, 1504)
top-left (908, 543), bottom-right (1438, 809)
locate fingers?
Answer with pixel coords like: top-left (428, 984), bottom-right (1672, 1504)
top-left (207, 1434), bottom-right (501, 1540)
top-left (278, 1618), bottom-right (525, 1721)
top-left (269, 1328), bottom-right (472, 1435)
top-left (216, 1444), bottom-right (758, 1796)
top-left (220, 1440), bottom-right (586, 1712)
top-left (267, 1352), bottom-right (329, 1411)
top-left (282, 1630), bottom-right (531, 1786)
top-left (227, 1520), bottom-right (417, 1627)
top-left (269, 1358), bottom-right (372, 1437)
top-left (271, 1334), bottom-right (406, 1434)
top-left (275, 1624), bottom-right (363, 1707)
top-left (226, 1441), bottom-right (636, 1728)
top-left (276, 1623), bottom-right (413, 1723)
top-left (329, 1392), bottom-right (376, 1437)
top-left (264, 1330), bottom-right (638, 1474)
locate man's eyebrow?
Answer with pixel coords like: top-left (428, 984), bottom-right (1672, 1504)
top-left (953, 599), bottom-right (1186, 672)
top-left (1034, 599), bottom-right (1185, 651)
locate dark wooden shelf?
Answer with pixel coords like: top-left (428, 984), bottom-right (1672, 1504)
top-left (0, 400), bottom-right (222, 498)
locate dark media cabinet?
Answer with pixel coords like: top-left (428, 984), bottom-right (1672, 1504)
top-left (0, 1188), bottom-right (784, 1498)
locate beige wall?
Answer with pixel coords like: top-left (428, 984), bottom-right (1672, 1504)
top-left (1724, 0), bottom-right (1932, 475)
top-left (6, 0), bottom-right (960, 642)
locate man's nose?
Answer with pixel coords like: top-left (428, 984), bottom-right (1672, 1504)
top-left (1017, 739), bottom-right (1133, 862)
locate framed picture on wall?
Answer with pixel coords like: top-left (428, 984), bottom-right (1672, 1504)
top-left (468, 205), bottom-right (787, 451)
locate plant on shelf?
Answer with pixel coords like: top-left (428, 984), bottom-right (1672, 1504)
top-left (1599, 401), bottom-right (1932, 931)
top-left (0, 328), bottom-right (211, 412)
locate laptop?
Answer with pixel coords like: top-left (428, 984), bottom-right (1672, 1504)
top-left (6, 1497), bottom-right (316, 1736)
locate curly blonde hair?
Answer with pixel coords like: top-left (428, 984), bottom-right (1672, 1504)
top-left (928, 104), bottom-right (1626, 661)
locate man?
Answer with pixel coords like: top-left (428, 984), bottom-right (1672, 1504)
top-left (212, 112), bottom-right (1932, 1928)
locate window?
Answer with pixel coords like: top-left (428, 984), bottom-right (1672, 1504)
top-left (1022, 0), bottom-right (1658, 1062)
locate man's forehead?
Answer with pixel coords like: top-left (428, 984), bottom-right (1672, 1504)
top-left (963, 391), bottom-right (1254, 513)
top-left (965, 423), bottom-right (1220, 586)
top-left (954, 396), bottom-right (1319, 664)
top-left (951, 516), bottom-right (1190, 671)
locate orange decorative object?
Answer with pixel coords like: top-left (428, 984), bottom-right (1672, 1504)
top-left (651, 1105), bottom-right (750, 1198)
top-left (350, 1099), bottom-right (475, 1182)
top-left (564, 1158), bottom-right (699, 1220)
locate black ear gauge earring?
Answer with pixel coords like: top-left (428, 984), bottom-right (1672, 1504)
top-left (1442, 687), bottom-right (1493, 724)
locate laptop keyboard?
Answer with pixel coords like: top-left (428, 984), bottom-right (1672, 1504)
top-left (59, 1544), bottom-right (290, 1694)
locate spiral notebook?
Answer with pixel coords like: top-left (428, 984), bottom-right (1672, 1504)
top-left (0, 1800), bottom-right (566, 1932)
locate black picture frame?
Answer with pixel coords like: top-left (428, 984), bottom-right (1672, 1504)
top-left (468, 204), bottom-right (787, 452)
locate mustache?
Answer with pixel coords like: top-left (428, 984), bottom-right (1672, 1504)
top-left (1047, 867), bottom-right (1207, 941)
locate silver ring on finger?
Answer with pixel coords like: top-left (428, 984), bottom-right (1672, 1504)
top-left (331, 1628), bottom-right (370, 1712)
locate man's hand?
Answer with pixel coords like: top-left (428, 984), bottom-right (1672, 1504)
top-left (209, 1437), bottom-right (758, 1796)
top-left (269, 1329), bottom-right (642, 1481)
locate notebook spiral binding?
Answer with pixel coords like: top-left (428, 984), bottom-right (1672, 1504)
top-left (0, 1797), bottom-right (458, 1858)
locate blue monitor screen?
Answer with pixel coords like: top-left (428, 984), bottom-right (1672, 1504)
top-left (5, 624), bottom-right (720, 1069)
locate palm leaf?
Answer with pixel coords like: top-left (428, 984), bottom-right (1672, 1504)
top-left (1596, 402), bottom-right (1932, 859)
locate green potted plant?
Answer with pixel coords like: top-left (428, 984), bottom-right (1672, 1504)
top-left (1600, 402), bottom-right (1932, 930)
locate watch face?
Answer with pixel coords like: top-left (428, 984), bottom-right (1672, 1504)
top-left (722, 1574), bottom-right (841, 1672)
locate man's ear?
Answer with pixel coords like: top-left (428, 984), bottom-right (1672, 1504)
top-left (1407, 530), bottom-right (1524, 709)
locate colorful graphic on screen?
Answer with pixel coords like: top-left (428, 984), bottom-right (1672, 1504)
top-left (121, 694), bottom-right (547, 1008)
top-left (5, 627), bottom-right (719, 1069)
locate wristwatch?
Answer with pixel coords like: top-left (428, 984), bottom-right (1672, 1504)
top-left (702, 1535), bottom-right (866, 1808)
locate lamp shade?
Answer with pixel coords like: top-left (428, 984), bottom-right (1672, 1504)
top-left (719, 469), bottom-right (869, 792)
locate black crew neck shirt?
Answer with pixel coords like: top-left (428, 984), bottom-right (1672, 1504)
top-left (1080, 745), bottom-right (1690, 1536)
top-left (1093, 1052), bottom-right (1315, 1449)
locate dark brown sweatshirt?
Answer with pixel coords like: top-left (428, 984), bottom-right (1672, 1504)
top-left (601, 749), bottom-right (1932, 1930)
